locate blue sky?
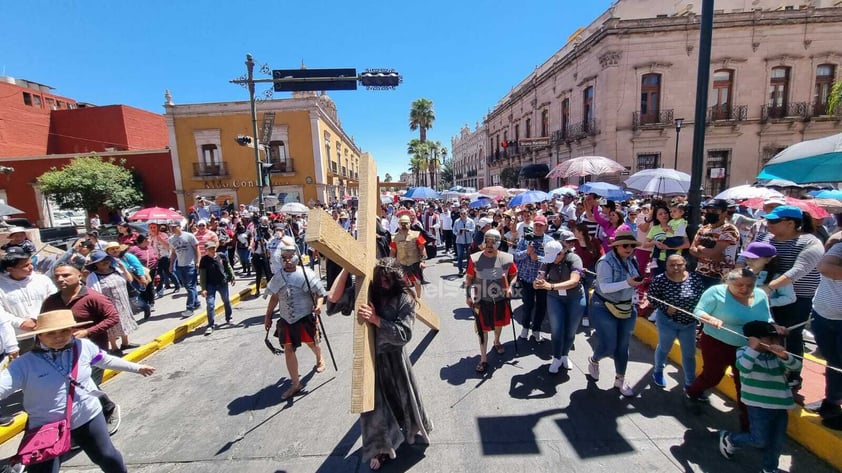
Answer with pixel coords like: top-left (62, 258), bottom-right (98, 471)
top-left (1, 0), bottom-right (614, 182)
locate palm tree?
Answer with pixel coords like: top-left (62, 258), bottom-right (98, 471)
top-left (409, 98), bottom-right (435, 143)
top-left (426, 141), bottom-right (447, 190)
top-left (439, 157), bottom-right (454, 189)
top-left (409, 155), bottom-right (427, 187)
top-left (407, 139), bottom-right (430, 187)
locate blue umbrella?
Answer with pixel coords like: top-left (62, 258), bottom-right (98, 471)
top-left (507, 190), bottom-right (550, 208)
top-left (448, 185), bottom-right (468, 193)
top-left (469, 197), bottom-right (493, 209)
top-left (810, 189), bottom-right (842, 199)
top-left (405, 186), bottom-right (440, 200)
top-left (580, 182), bottom-right (628, 201)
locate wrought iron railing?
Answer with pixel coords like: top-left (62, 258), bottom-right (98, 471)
top-left (707, 104), bottom-right (748, 122)
top-left (632, 109), bottom-right (674, 129)
top-left (551, 129), bottom-right (567, 144)
top-left (192, 162), bottom-right (229, 178)
top-left (761, 102), bottom-right (809, 122)
top-left (269, 159), bottom-right (294, 173)
top-left (565, 119), bottom-right (598, 141)
top-left (811, 101), bottom-right (842, 118)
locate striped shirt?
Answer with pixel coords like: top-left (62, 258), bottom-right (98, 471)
top-left (748, 233), bottom-right (824, 298)
top-left (813, 243), bottom-right (842, 319)
top-left (735, 346), bottom-right (801, 409)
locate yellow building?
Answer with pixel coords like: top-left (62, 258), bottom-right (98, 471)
top-left (164, 90), bottom-right (363, 212)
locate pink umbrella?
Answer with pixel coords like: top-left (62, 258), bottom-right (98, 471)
top-left (477, 186), bottom-right (509, 199)
top-left (740, 197), bottom-right (830, 219)
top-left (546, 156), bottom-right (626, 179)
top-left (128, 206), bottom-right (183, 222)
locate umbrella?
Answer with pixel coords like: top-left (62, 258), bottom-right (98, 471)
top-left (469, 197), bottom-right (494, 209)
top-left (279, 202), bottom-right (309, 214)
top-left (546, 156), bottom-right (626, 179)
top-left (478, 186), bottom-right (509, 199)
top-left (624, 169), bottom-right (691, 195)
top-left (404, 187), bottom-right (440, 200)
top-left (740, 196), bottom-right (830, 219)
top-left (128, 206), bottom-right (183, 222)
top-left (756, 178), bottom-right (828, 190)
top-left (757, 132), bottom-right (842, 184)
top-left (714, 185), bottom-right (784, 201)
top-left (507, 188), bottom-right (528, 196)
top-left (448, 185), bottom-right (468, 193)
top-left (812, 198), bottom-right (842, 214)
top-left (441, 190), bottom-right (467, 201)
top-left (579, 182), bottom-right (628, 201)
top-left (810, 189), bottom-right (842, 199)
top-left (507, 190), bottom-right (550, 208)
top-left (549, 187), bottom-right (577, 197)
top-left (0, 203), bottom-right (23, 217)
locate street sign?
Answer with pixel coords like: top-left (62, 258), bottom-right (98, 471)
top-left (260, 111), bottom-right (275, 144)
top-left (272, 68), bottom-right (358, 92)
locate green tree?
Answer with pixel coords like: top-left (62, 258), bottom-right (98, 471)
top-left (426, 141), bottom-right (447, 190)
top-left (439, 156), bottom-right (454, 189)
top-left (37, 154), bottom-right (144, 226)
top-left (828, 80), bottom-right (842, 116)
top-left (409, 98), bottom-right (435, 143)
top-left (500, 167), bottom-right (521, 188)
top-left (407, 139), bottom-right (430, 187)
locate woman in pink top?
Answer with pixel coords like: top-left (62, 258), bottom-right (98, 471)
top-left (586, 201), bottom-right (627, 253)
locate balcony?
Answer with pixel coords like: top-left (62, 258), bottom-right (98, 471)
top-left (707, 104), bottom-right (748, 123)
top-left (761, 102), bottom-right (809, 122)
top-left (268, 159), bottom-right (295, 174)
top-left (565, 119), bottom-right (598, 141)
top-left (467, 169), bottom-right (477, 177)
top-left (192, 162), bottom-right (230, 178)
top-left (632, 109), bottom-right (674, 129)
top-left (811, 101), bottom-right (842, 119)
top-left (330, 162), bottom-right (338, 174)
top-left (551, 129), bottom-right (567, 144)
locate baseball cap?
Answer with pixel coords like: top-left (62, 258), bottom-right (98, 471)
top-left (2, 246), bottom-right (31, 260)
top-left (702, 199), bottom-right (729, 211)
top-left (553, 229), bottom-right (576, 241)
top-left (477, 218), bottom-right (492, 228)
top-left (540, 240), bottom-right (564, 263)
top-left (739, 242), bottom-right (777, 259)
top-left (742, 320), bottom-right (779, 339)
top-left (533, 215), bottom-right (548, 226)
top-left (764, 205), bottom-right (803, 221)
top-left (763, 197), bottom-right (787, 207)
top-left (196, 219), bottom-right (208, 226)
top-left (204, 241), bottom-right (218, 248)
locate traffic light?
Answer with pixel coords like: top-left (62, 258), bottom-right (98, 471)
top-left (501, 140), bottom-right (518, 149)
top-left (235, 135), bottom-right (255, 148)
top-left (359, 69), bottom-right (402, 89)
top-left (501, 140), bottom-right (508, 149)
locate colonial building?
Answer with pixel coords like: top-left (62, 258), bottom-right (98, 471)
top-left (475, 0), bottom-right (842, 194)
top-left (164, 90), bottom-right (363, 211)
top-left (451, 122), bottom-right (487, 189)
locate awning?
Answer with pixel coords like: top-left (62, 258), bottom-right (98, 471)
top-left (519, 163), bottom-right (550, 179)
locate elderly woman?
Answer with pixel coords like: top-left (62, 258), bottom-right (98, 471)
top-left (744, 205), bottom-right (824, 389)
top-left (647, 254), bottom-right (705, 389)
top-left (0, 310), bottom-right (154, 472)
top-left (86, 251), bottom-right (138, 355)
top-left (587, 230), bottom-right (646, 396)
top-left (357, 258), bottom-right (432, 471)
top-left (685, 268), bottom-right (778, 430)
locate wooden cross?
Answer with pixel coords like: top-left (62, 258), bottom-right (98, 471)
top-left (305, 154), bottom-right (441, 413)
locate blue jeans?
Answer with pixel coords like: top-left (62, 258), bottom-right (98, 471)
top-left (729, 406), bottom-right (788, 472)
top-left (654, 309), bottom-right (697, 387)
top-left (812, 310), bottom-right (842, 404)
top-left (456, 243), bottom-right (470, 272)
top-left (236, 247), bottom-right (252, 272)
top-left (581, 273), bottom-right (595, 318)
top-left (546, 290), bottom-right (586, 359)
top-left (176, 265), bottom-right (199, 310)
top-left (519, 279), bottom-right (547, 333)
top-left (205, 282), bottom-right (232, 327)
top-left (590, 296), bottom-right (637, 375)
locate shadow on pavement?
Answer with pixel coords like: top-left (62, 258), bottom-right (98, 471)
top-left (509, 365), bottom-right (571, 400)
top-left (409, 329), bottom-right (438, 365)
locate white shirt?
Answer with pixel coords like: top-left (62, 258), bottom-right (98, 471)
top-left (0, 273), bottom-right (57, 333)
top-left (440, 212), bottom-right (453, 231)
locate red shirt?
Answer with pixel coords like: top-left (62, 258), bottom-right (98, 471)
top-left (40, 287), bottom-right (120, 350)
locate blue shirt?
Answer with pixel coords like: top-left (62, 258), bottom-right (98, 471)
top-left (694, 284), bottom-right (773, 346)
top-left (514, 233), bottom-right (554, 283)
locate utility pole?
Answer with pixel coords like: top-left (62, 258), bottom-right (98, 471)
top-left (687, 0), bottom-right (714, 239)
top-left (245, 54), bottom-right (265, 215)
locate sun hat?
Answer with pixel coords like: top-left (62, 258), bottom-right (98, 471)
top-left (609, 230), bottom-right (641, 247)
top-left (541, 240), bottom-right (564, 263)
top-left (17, 310), bottom-right (92, 339)
top-left (204, 240), bottom-right (218, 248)
top-left (763, 205), bottom-right (803, 221)
top-left (739, 242), bottom-right (777, 259)
top-left (5, 226), bottom-right (27, 236)
top-left (85, 250), bottom-right (111, 270)
top-left (104, 241), bottom-right (121, 251)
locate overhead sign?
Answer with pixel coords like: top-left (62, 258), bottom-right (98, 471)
top-left (273, 68), bottom-right (358, 92)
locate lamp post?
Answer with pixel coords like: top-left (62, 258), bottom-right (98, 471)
top-left (673, 117), bottom-right (684, 170)
top-left (245, 54), bottom-right (265, 215)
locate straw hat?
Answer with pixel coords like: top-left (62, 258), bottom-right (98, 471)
top-left (18, 310), bottom-right (92, 339)
top-left (609, 230), bottom-right (641, 247)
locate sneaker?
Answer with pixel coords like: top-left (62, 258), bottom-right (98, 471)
top-left (718, 430), bottom-right (735, 460)
top-left (587, 356), bottom-right (600, 380)
top-left (106, 404), bottom-right (121, 435)
top-left (0, 415), bottom-right (14, 427)
top-left (225, 316), bottom-right (233, 324)
top-left (181, 309), bottom-right (195, 317)
top-left (519, 328), bottom-right (530, 340)
top-left (647, 313), bottom-right (657, 322)
top-left (652, 371), bottom-right (667, 388)
top-left (549, 358), bottom-right (563, 374)
top-left (533, 331), bottom-right (545, 343)
top-left (204, 326), bottom-right (214, 336)
top-left (561, 356), bottom-right (571, 370)
top-left (615, 377), bottom-right (635, 397)
top-left (581, 317), bottom-right (589, 327)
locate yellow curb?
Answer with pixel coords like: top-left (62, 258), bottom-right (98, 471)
top-left (0, 284), bottom-right (257, 447)
top-left (634, 318), bottom-right (842, 470)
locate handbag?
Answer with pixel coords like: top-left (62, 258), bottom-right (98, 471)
top-left (15, 342), bottom-right (79, 466)
top-left (596, 293), bottom-right (633, 319)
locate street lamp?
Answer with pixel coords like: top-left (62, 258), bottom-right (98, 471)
top-left (673, 117), bottom-right (684, 169)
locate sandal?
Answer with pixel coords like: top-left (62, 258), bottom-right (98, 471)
top-left (370, 453), bottom-right (390, 471)
top-left (315, 359), bottom-right (326, 373)
top-left (493, 342), bottom-right (505, 355)
top-left (281, 385), bottom-right (302, 401)
top-left (475, 361), bottom-right (488, 373)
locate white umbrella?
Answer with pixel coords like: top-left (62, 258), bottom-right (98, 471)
top-left (546, 156), bottom-right (626, 179)
top-left (549, 187), bottom-right (577, 197)
top-left (624, 169), bottom-right (691, 195)
top-left (279, 202), bottom-right (309, 214)
top-left (714, 185), bottom-right (783, 201)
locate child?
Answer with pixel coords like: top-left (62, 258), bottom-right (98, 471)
top-left (663, 203), bottom-right (688, 259)
top-left (198, 241), bottom-right (236, 335)
top-left (739, 242), bottom-right (796, 307)
top-left (1, 227), bottom-right (37, 260)
top-left (719, 320), bottom-right (801, 473)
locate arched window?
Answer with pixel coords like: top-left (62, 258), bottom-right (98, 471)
top-left (814, 64), bottom-right (837, 115)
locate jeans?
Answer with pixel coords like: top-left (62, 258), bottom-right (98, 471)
top-left (156, 257), bottom-right (179, 292)
top-left (653, 309), bottom-right (698, 387)
top-left (728, 406), bottom-right (788, 472)
top-left (236, 247), bottom-right (252, 273)
top-left (442, 229), bottom-right (454, 253)
top-left (519, 279), bottom-right (547, 333)
top-left (175, 265), bottom-right (198, 310)
top-left (251, 253), bottom-right (272, 291)
top-left (771, 296), bottom-right (812, 382)
top-left (687, 333), bottom-right (749, 431)
top-left (456, 243), bottom-right (470, 272)
top-left (205, 282), bottom-right (233, 327)
top-left (812, 310), bottom-right (842, 404)
top-left (590, 296), bottom-right (637, 375)
top-left (546, 290), bottom-right (586, 359)
top-left (581, 273), bottom-right (595, 318)
top-left (27, 413), bottom-right (126, 473)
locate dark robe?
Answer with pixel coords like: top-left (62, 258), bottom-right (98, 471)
top-left (360, 292), bottom-right (433, 462)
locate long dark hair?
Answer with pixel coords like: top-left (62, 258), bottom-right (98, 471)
top-left (798, 211), bottom-right (815, 234)
top-left (369, 258), bottom-right (417, 309)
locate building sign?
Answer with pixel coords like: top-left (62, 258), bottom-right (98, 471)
top-left (709, 167), bottom-right (726, 179)
top-left (203, 179), bottom-right (291, 190)
top-left (518, 137), bottom-right (551, 148)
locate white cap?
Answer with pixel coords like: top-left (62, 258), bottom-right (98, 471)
top-left (478, 218), bottom-right (492, 228)
top-left (540, 240), bottom-right (564, 263)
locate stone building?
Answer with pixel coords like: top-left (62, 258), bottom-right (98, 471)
top-left (466, 0), bottom-right (842, 194)
top-left (451, 122), bottom-right (488, 190)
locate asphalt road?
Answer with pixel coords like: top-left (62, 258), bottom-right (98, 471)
top-left (58, 251), bottom-right (837, 473)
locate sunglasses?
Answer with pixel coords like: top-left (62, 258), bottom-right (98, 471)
top-left (618, 244), bottom-right (635, 249)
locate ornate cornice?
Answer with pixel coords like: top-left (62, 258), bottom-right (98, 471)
top-left (599, 50), bottom-right (622, 69)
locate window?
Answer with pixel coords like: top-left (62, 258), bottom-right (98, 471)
top-left (768, 66), bottom-right (790, 118)
top-left (46, 98), bottom-right (56, 110)
top-left (525, 118), bottom-right (532, 138)
top-left (705, 150), bottom-right (731, 196)
top-left (514, 124), bottom-right (520, 142)
top-left (32, 95), bottom-right (42, 107)
top-left (22, 92), bottom-right (32, 106)
top-left (636, 154), bottom-right (660, 171)
top-left (814, 64), bottom-right (837, 115)
top-left (269, 140), bottom-right (289, 171)
top-left (583, 86), bottom-right (594, 131)
top-left (541, 109), bottom-right (549, 137)
top-left (201, 144), bottom-right (219, 166)
top-left (561, 98), bottom-right (570, 139)
top-left (711, 69), bottom-right (733, 120)
top-left (640, 74), bottom-right (661, 124)
top-left (56, 100), bottom-right (64, 109)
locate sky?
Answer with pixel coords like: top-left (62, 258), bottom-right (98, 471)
top-left (0, 0), bottom-right (615, 182)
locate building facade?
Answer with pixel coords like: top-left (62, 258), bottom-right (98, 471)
top-left (164, 91), bottom-right (363, 212)
top-left (480, 0), bottom-right (842, 194)
top-left (451, 122), bottom-right (488, 190)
